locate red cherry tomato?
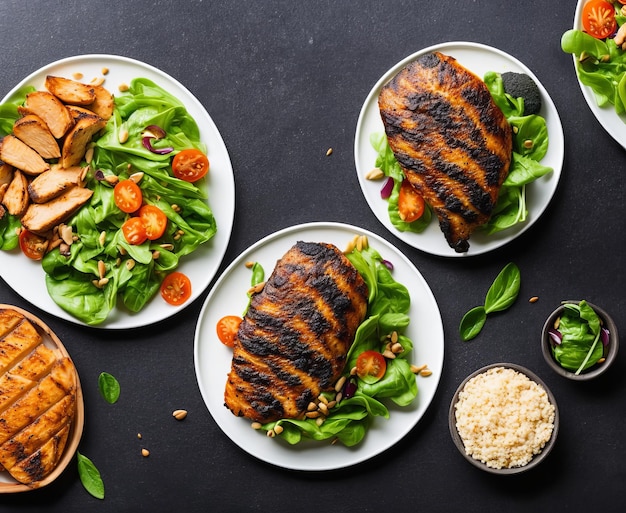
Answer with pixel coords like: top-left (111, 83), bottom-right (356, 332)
top-left (355, 350), bottom-right (387, 384)
top-left (114, 179), bottom-right (143, 213)
top-left (216, 315), bottom-right (242, 347)
top-left (397, 179), bottom-right (425, 223)
top-left (581, 0), bottom-right (617, 39)
top-left (138, 205), bottom-right (168, 240)
top-left (160, 271), bottom-right (192, 306)
top-left (121, 217), bottom-right (148, 245)
top-left (19, 229), bottom-right (48, 260)
top-left (172, 149), bottom-right (209, 182)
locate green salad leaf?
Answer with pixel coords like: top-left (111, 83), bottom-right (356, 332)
top-left (561, 26), bottom-right (626, 115)
top-left (370, 71), bottom-right (552, 237)
top-left (257, 243), bottom-right (419, 447)
top-left (0, 78), bottom-right (217, 325)
top-left (459, 262), bottom-right (521, 341)
top-left (98, 372), bottom-right (121, 404)
top-left (551, 300), bottom-right (606, 374)
top-left (77, 451), bottom-right (105, 500)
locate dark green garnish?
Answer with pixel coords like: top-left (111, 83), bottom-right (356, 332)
top-left (459, 263), bottom-right (521, 341)
top-left (77, 451), bottom-right (105, 500)
top-left (98, 372), bottom-right (120, 404)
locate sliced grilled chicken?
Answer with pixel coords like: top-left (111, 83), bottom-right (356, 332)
top-left (61, 111), bottom-right (106, 168)
top-left (88, 84), bottom-right (115, 120)
top-left (378, 52), bottom-right (512, 252)
top-left (0, 135), bottom-right (50, 176)
top-left (45, 75), bottom-right (96, 106)
top-left (28, 165), bottom-right (84, 204)
top-left (20, 185), bottom-right (93, 234)
top-left (0, 162), bottom-right (13, 187)
top-left (0, 308), bottom-right (78, 485)
top-left (224, 241), bottom-right (368, 423)
top-left (2, 169), bottom-right (29, 216)
top-left (20, 91), bottom-right (74, 140)
top-left (13, 114), bottom-right (61, 160)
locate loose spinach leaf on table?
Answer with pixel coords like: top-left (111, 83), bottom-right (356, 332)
top-left (459, 263), bottom-right (521, 341)
top-left (77, 452), bottom-right (105, 500)
top-left (98, 372), bottom-right (121, 404)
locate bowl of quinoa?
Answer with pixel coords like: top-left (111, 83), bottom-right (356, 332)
top-left (449, 363), bottom-right (558, 474)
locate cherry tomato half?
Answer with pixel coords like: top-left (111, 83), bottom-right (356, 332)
top-left (216, 315), bottom-right (242, 347)
top-left (160, 271), bottom-right (192, 306)
top-left (397, 179), bottom-right (425, 223)
top-left (355, 350), bottom-right (387, 384)
top-left (582, 0), bottom-right (617, 40)
top-left (121, 217), bottom-right (148, 245)
top-left (138, 205), bottom-right (168, 240)
top-left (172, 149), bottom-right (209, 183)
top-left (114, 179), bottom-right (143, 213)
top-left (19, 229), bottom-right (48, 260)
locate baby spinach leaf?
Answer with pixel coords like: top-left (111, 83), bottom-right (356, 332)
top-left (459, 306), bottom-right (487, 341)
top-left (98, 372), bottom-right (121, 404)
top-left (77, 452), bottom-right (105, 500)
top-left (484, 263), bottom-right (521, 314)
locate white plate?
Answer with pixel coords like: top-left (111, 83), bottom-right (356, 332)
top-left (354, 41), bottom-right (564, 257)
top-left (571, 1), bottom-right (626, 148)
top-left (0, 55), bottom-right (235, 329)
top-left (194, 222), bottom-right (444, 471)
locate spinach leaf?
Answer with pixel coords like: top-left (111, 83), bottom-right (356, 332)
top-left (77, 452), bottom-right (105, 500)
top-left (552, 300), bottom-right (605, 374)
top-left (484, 262), bottom-right (521, 314)
top-left (459, 306), bottom-right (487, 341)
top-left (98, 372), bottom-right (121, 404)
top-left (459, 263), bottom-right (520, 341)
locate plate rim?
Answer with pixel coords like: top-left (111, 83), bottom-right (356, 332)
top-left (193, 221), bottom-right (445, 471)
top-left (354, 40), bottom-right (564, 257)
top-left (0, 54), bottom-right (235, 329)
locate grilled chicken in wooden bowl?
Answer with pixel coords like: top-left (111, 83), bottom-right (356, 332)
top-left (0, 305), bottom-right (83, 492)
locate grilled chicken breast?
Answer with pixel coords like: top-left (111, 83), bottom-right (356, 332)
top-left (379, 51), bottom-right (513, 252)
top-left (0, 308), bottom-right (77, 485)
top-left (224, 241), bottom-right (368, 423)
top-left (20, 185), bottom-right (93, 234)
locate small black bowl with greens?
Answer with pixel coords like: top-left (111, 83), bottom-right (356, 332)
top-left (542, 300), bottom-right (619, 381)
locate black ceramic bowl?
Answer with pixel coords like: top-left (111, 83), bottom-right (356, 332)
top-left (541, 301), bottom-right (619, 381)
top-left (449, 363), bottom-right (559, 475)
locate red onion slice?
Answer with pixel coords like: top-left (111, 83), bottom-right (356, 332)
top-left (380, 177), bottom-right (394, 199)
top-left (381, 259), bottom-right (394, 271)
top-left (142, 136), bottom-right (174, 155)
top-left (601, 327), bottom-right (610, 346)
top-left (548, 328), bottom-right (562, 346)
top-left (141, 125), bottom-right (173, 154)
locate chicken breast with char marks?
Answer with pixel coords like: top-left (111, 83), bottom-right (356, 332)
top-left (224, 241), bottom-right (368, 423)
top-left (379, 51), bottom-right (512, 253)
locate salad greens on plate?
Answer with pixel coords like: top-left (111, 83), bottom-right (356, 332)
top-left (0, 78), bottom-right (216, 325)
top-left (370, 71), bottom-right (552, 237)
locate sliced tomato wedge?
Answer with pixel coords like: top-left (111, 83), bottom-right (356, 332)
top-left (216, 315), bottom-right (242, 347)
top-left (114, 179), bottom-right (143, 213)
top-left (19, 229), bottom-right (48, 260)
top-left (355, 350), bottom-right (387, 384)
top-left (138, 205), bottom-right (168, 240)
top-left (397, 179), bottom-right (425, 223)
top-left (581, 0), bottom-right (617, 39)
top-left (172, 149), bottom-right (209, 182)
top-left (121, 217), bottom-right (148, 245)
top-left (160, 271), bottom-right (192, 306)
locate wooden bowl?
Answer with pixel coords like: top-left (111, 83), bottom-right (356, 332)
top-left (0, 304), bottom-right (84, 493)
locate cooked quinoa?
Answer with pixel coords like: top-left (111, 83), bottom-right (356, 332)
top-left (454, 367), bottom-right (555, 469)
